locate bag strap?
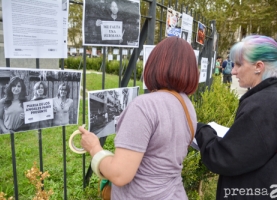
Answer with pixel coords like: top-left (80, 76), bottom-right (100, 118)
top-left (159, 89), bottom-right (194, 144)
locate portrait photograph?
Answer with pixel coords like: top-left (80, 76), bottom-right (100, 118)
top-left (196, 22), bottom-right (206, 45)
top-left (0, 68), bottom-right (82, 134)
top-left (83, 0), bottom-right (140, 48)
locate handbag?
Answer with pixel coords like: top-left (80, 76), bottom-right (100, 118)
top-left (99, 179), bottom-right (111, 200)
top-left (99, 90), bottom-right (194, 200)
top-left (159, 89), bottom-right (195, 143)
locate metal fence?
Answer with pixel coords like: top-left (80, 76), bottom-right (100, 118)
top-left (4, 0), bottom-right (217, 199)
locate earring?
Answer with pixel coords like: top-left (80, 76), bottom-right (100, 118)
top-left (254, 71), bottom-right (261, 74)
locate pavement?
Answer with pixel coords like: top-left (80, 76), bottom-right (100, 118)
top-left (230, 75), bottom-right (248, 98)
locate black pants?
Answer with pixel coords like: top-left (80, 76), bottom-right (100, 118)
top-left (223, 74), bottom-right (232, 84)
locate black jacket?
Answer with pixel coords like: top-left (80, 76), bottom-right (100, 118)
top-left (196, 78), bottom-right (277, 200)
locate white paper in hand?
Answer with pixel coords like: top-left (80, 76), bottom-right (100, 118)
top-left (190, 122), bottom-right (229, 151)
top-left (207, 121), bottom-right (229, 138)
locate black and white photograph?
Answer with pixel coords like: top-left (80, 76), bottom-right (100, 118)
top-left (83, 0), bottom-right (140, 48)
top-left (88, 86), bottom-right (139, 138)
top-left (181, 31), bottom-right (189, 41)
top-left (0, 68), bottom-right (82, 134)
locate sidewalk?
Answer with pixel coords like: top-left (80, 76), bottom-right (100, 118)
top-left (230, 75), bottom-right (248, 98)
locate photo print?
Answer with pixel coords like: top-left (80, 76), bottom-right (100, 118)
top-left (88, 86), bottom-right (139, 138)
top-left (196, 22), bottom-right (206, 45)
top-left (0, 68), bottom-right (82, 134)
top-left (165, 8), bottom-right (182, 37)
top-left (83, 0), bottom-right (141, 48)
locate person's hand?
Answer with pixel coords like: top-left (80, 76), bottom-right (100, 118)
top-left (79, 126), bottom-right (103, 157)
top-left (96, 19), bottom-right (102, 26)
top-left (19, 113), bottom-right (25, 120)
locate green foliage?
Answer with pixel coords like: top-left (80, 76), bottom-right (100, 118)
top-left (183, 75), bottom-right (239, 199)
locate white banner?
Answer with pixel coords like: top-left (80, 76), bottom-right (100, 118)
top-left (24, 99), bottom-right (54, 124)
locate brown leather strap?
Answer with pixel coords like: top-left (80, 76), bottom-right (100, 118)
top-left (159, 89), bottom-right (194, 144)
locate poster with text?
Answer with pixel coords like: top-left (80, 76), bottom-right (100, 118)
top-left (142, 45), bottom-right (155, 89)
top-left (0, 68), bottom-right (82, 135)
top-left (2, 0), bottom-right (69, 58)
top-left (165, 8), bottom-right (182, 37)
top-left (83, 0), bottom-right (140, 48)
top-left (88, 86), bottom-right (139, 138)
top-left (180, 13), bottom-right (193, 44)
top-left (199, 57), bottom-right (208, 83)
top-left (194, 50), bottom-right (200, 66)
top-left (196, 22), bottom-right (206, 45)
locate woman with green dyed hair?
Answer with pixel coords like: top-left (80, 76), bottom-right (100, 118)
top-left (196, 35), bottom-right (277, 199)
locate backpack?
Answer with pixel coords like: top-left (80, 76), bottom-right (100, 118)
top-left (223, 60), bottom-right (232, 74)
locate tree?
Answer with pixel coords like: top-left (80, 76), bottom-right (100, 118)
top-left (68, 0), bottom-right (83, 48)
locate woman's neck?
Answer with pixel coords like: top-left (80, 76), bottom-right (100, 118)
top-left (60, 96), bottom-right (66, 101)
top-left (13, 94), bottom-right (19, 100)
top-left (111, 14), bottom-right (117, 20)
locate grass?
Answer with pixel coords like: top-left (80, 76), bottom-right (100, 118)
top-left (0, 71), bottom-right (143, 200)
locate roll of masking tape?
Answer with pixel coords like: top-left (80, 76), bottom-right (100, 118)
top-left (69, 125), bottom-right (87, 154)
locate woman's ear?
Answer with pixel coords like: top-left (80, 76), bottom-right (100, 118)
top-left (255, 61), bottom-right (265, 73)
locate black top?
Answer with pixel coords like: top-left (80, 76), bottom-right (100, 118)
top-left (196, 77), bottom-right (277, 199)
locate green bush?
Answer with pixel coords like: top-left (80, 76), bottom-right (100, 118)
top-left (182, 75), bottom-right (239, 200)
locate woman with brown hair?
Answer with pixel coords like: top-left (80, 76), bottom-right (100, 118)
top-left (79, 37), bottom-right (199, 199)
top-left (29, 81), bottom-right (52, 130)
top-left (52, 83), bottom-right (73, 126)
top-left (0, 77), bottom-right (28, 134)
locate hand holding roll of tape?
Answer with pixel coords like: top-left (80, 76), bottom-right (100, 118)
top-left (69, 124), bottom-right (87, 154)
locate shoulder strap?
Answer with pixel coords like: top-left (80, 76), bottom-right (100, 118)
top-left (159, 89), bottom-right (194, 144)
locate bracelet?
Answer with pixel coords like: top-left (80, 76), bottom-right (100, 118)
top-left (91, 150), bottom-right (114, 179)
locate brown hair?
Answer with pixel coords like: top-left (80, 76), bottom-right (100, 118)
top-left (144, 37), bottom-right (199, 95)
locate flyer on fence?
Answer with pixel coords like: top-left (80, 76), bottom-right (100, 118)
top-left (2, 0), bottom-right (69, 58)
top-left (199, 57), bottom-right (208, 83)
top-left (0, 68), bottom-right (82, 135)
top-left (88, 86), bottom-right (139, 138)
top-left (83, 0), bottom-right (140, 47)
top-left (180, 13), bottom-right (193, 44)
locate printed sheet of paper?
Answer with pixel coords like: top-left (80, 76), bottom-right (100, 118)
top-left (2, 0), bottom-right (69, 58)
top-left (24, 99), bottom-right (54, 124)
top-left (88, 86), bottom-right (139, 138)
top-left (180, 13), bottom-right (193, 44)
top-left (199, 57), bottom-right (208, 83)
